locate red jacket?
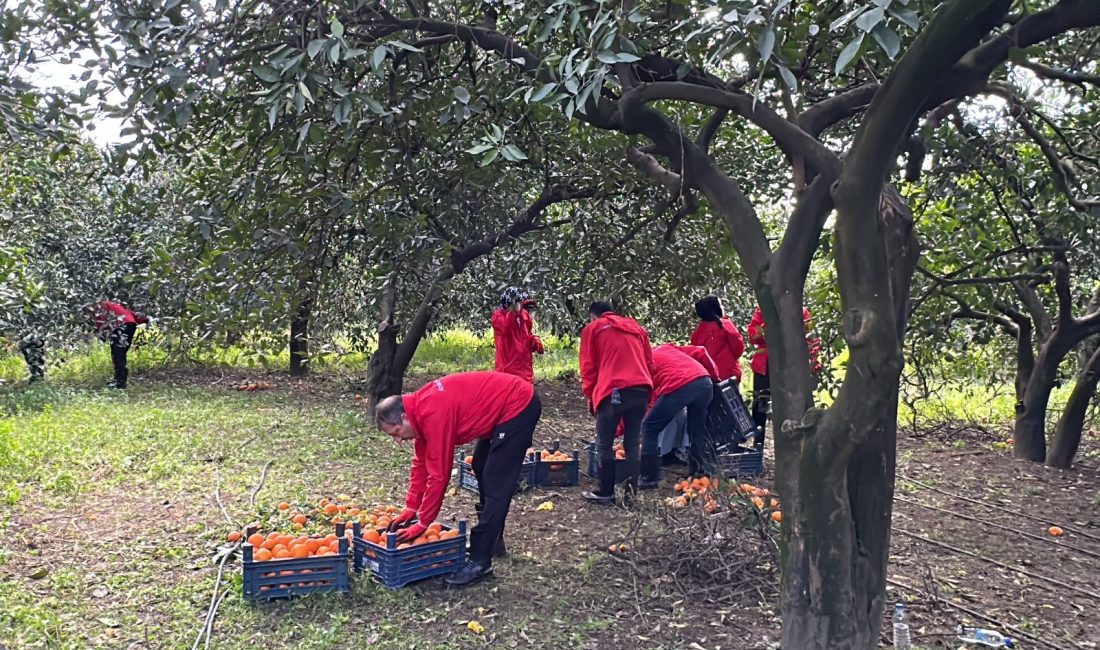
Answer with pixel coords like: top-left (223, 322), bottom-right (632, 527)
top-left (747, 307), bottom-right (816, 375)
top-left (579, 312), bottom-right (655, 411)
top-left (651, 344), bottom-right (714, 398)
top-left (689, 318), bottom-right (745, 381)
top-left (94, 301), bottom-right (148, 333)
top-left (491, 306), bottom-right (543, 383)
top-left (401, 371), bottom-right (534, 525)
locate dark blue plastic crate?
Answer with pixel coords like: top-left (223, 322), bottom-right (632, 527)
top-left (242, 530), bottom-right (350, 601)
top-left (717, 446), bottom-right (764, 477)
top-left (455, 453), bottom-right (535, 495)
top-left (351, 520), bottom-right (467, 589)
top-left (584, 443), bottom-right (629, 482)
top-left (531, 450), bottom-right (580, 487)
top-left (705, 379), bottom-right (756, 447)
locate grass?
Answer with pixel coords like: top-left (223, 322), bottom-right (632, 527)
top-left (0, 355), bottom-right (692, 649)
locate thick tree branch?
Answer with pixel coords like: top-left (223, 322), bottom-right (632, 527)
top-left (629, 82), bottom-right (842, 178)
top-left (696, 108), bottom-right (728, 154)
top-left (797, 83), bottom-right (878, 137)
top-left (1017, 58), bottom-right (1100, 86)
top-left (1013, 280), bottom-right (1054, 342)
top-left (916, 266), bottom-right (1045, 286)
top-left (1052, 253), bottom-right (1074, 329)
top-left (773, 174), bottom-right (834, 289)
top-left (925, 0), bottom-right (1100, 109)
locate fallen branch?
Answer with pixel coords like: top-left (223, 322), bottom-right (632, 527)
top-left (249, 461), bottom-right (273, 509)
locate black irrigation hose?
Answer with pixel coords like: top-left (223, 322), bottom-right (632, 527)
top-left (893, 527), bottom-right (1100, 601)
top-left (886, 577), bottom-right (1064, 650)
top-left (895, 495), bottom-right (1100, 560)
top-left (898, 474), bottom-right (1100, 545)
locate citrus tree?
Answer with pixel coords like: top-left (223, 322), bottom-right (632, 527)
top-left (36, 0), bottom-right (1100, 646)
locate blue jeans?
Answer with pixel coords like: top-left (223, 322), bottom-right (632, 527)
top-left (642, 377), bottom-right (713, 457)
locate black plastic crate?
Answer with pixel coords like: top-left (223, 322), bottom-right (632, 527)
top-left (351, 520), bottom-right (467, 589)
top-left (531, 450), bottom-right (580, 486)
top-left (705, 379), bottom-right (756, 447)
top-left (717, 445), bottom-right (764, 477)
top-left (584, 443), bottom-right (629, 482)
top-left (242, 527), bottom-right (350, 601)
top-left (455, 453), bottom-right (536, 495)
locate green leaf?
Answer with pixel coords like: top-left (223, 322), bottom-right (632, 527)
top-left (330, 17), bottom-right (344, 38)
top-left (870, 24), bottom-right (901, 59)
top-left (757, 26), bottom-right (775, 63)
top-left (501, 144), bottom-right (528, 161)
top-left (453, 86), bottom-right (471, 104)
top-left (776, 64), bottom-right (797, 91)
top-left (616, 52), bottom-right (640, 63)
top-left (888, 6), bottom-right (920, 30)
top-left (251, 64), bottom-right (281, 82)
top-left (298, 82), bottom-right (313, 103)
top-left (307, 38), bottom-right (328, 59)
top-left (124, 53), bottom-right (153, 68)
top-left (722, 9), bottom-right (739, 23)
top-left (855, 7), bottom-right (885, 33)
top-left (480, 149), bottom-right (499, 166)
top-left (371, 46), bottom-right (387, 72)
top-left (387, 40), bottom-right (423, 52)
top-left (364, 95), bottom-right (385, 114)
top-left (174, 102), bottom-right (193, 127)
top-left (596, 51), bottom-right (618, 65)
top-left (465, 143), bottom-right (495, 155)
top-left (835, 33), bottom-right (864, 75)
top-left (529, 83), bottom-right (555, 103)
top-left (829, 6), bottom-right (865, 32)
top-left (329, 41), bottom-right (341, 63)
top-left (333, 96), bottom-right (351, 124)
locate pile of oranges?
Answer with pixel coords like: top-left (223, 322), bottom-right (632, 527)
top-left (613, 442), bottom-right (626, 461)
top-left (669, 475), bottom-right (719, 513)
top-left (243, 531), bottom-right (344, 562)
top-left (734, 482), bottom-right (782, 523)
top-left (539, 449), bottom-right (573, 462)
top-left (360, 521), bottom-right (460, 550)
top-left (232, 380), bottom-right (273, 391)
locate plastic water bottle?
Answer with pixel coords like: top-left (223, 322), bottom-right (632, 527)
top-left (611, 388), bottom-right (622, 406)
top-left (892, 603), bottom-right (911, 650)
top-left (957, 625), bottom-right (1014, 647)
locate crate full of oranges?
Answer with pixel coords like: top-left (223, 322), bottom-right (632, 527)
top-left (531, 447), bottom-right (580, 486)
top-left (240, 524), bottom-right (350, 601)
top-left (351, 519), bottom-right (467, 589)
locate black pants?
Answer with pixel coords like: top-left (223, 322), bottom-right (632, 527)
top-left (109, 323), bottom-right (137, 387)
top-left (468, 392), bottom-right (542, 564)
top-left (595, 387), bottom-right (649, 488)
top-left (751, 368), bottom-right (770, 448)
top-left (18, 336), bottom-right (46, 382)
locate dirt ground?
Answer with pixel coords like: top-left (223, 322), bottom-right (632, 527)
top-left (3, 370), bottom-right (1098, 649)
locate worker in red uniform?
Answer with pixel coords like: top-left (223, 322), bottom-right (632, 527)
top-left (374, 371), bottom-right (541, 587)
top-left (491, 287), bottom-right (544, 383)
top-left (640, 344), bottom-right (719, 486)
top-left (89, 300), bottom-right (149, 389)
top-left (578, 301), bottom-right (655, 505)
top-left (747, 306), bottom-right (821, 447)
top-left (690, 295), bottom-right (745, 382)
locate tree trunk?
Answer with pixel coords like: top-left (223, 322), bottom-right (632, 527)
top-left (1046, 344), bottom-right (1100, 468)
top-left (366, 276), bottom-right (402, 408)
top-left (1014, 329), bottom-right (1075, 461)
top-left (289, 298), bottom-right (312, 377)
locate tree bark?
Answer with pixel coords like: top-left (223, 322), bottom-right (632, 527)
top-left (366, 275), bottom-right (403, 408)
top-left (1013, 325), bottom-right (1075, 461)
top-left (289, 298), bottom-right (312, 377)
top-left (1047, 344), bottom-right (1100, 468)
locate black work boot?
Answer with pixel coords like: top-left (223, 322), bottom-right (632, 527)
top-left (582, 462), bottom-right (616, 505)
top-left (444, 558), bottom-right (494, 587)
top-left (638, 454), bottom-right (660, 489)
